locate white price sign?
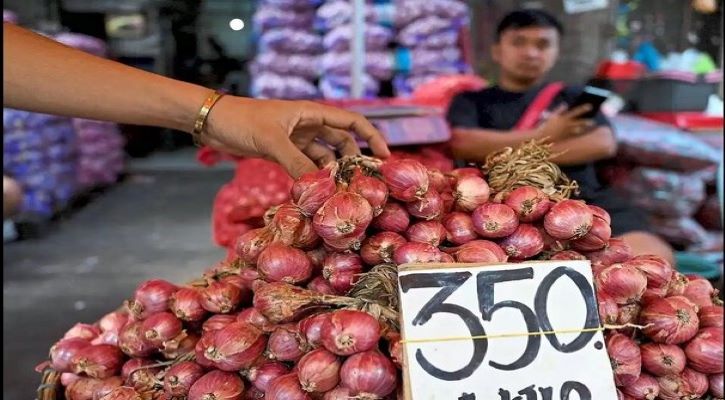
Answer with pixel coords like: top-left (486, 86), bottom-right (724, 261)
top-left (398, 260), bottom-right (618, 400)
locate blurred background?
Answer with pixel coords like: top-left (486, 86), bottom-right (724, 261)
top-left (3, 0), bottom-right (723, 397)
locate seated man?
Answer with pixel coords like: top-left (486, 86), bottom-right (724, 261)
top-left (447, 9), bottom-right (674, 264)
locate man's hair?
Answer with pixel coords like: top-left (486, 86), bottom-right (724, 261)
top-left (495, 9), bottom-right (564, 41)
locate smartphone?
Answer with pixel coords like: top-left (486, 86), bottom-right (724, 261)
top-left (569, 86), bottom-right (612, 119)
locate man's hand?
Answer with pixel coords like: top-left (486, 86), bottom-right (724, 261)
top-left (537, 104), bottom-right (595, 142)
top-left (204, 97), bottom-right (391, 178)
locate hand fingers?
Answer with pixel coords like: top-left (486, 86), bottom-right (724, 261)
top-left (564, 104), bottom-right (593, 119)
top-left (551, 104), bottom-right (567, 115)
top-left (303, 141), bottom-right (337, 167)
top-left (570, 120), bottom-right (595, 135)
top-left (319, 126), bottom-right (360, 157)
top-left (314, 105), bottom-right (390, 158)
top-left (272, 139), bottom-right (318, 179)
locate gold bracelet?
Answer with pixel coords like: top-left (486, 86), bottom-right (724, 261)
top-left (191, 90), bottom-right (225, 147)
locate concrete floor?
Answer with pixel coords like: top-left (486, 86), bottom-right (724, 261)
top-left (3, 153), bottom-right (234, 397)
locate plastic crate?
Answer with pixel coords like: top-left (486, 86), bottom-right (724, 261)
top-left (634, 71), bottom-right (722, 112)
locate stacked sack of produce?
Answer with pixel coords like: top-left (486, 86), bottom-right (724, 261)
top-left (3, 110), bottom-right (78, 218)
top-left (71, 119), bottom-right (125, 189)
top-left (37, 145), bottom-right (723, 398)
top-left (53, 33), bottom-right (126, 190)
top-left (393, 0), bottom-right (471, 96)
top-left (250, 0), bottom-right (323, 99)
top-left (200, 152), bottom-right (293, 251)
top-left (605, 115), bottom-right (722, 255)
top-left (316, 0), bottom-right (394, 99)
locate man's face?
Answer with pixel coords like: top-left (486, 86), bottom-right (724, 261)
top-left (493, 26), bottom-right (560, 82)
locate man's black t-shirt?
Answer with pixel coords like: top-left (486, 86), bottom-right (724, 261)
top-left (446, 84), bottom-right (648, 235)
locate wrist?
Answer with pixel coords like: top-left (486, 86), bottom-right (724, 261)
top-left (162, 81), bottom-right (211, 133)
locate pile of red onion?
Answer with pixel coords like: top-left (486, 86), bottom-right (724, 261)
top-left (38, 157), bottom-right (722, 400)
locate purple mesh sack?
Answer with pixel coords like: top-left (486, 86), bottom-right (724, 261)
top-left (251, 73), bottom-right (320, 99)
top-left (319, 74), bottom-right (380, 99)
top-left (261, 0), bottom-right (322, 9)
top-left (323, 24), bottom-right (393, 52)
top-left (395, 0), bottom-right (469, 27)
top-left (612, 167), bottom-right (707, 218)
top-left (649, 216), bottom-right (709, 247)
top-left (610, 115), bottom-right (722, 172)
top-left (251, 53), bottom-right (320, 80)
top-left (398, 16), bottom-right (468, 47)
top-left (253, 6), bottom-right (315, 32)
top-left (320, 51), bottom-right (393, 80)
top-left (315, 0), bottom-right (377, 30)
top-left (259, 28), bottom-right (322, 53)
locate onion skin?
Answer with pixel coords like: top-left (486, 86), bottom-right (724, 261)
top-left (621, 373), bottom-right (659, 400)
top-left (169, 288), bottom-right (208, 322)
top-left (246, 361), bottom-right (289, 393)
top-left (450, 240), bottom-right (508, 264)
top-left (200, 281), bottom-right (243, 314)
top-left (684, 327), bottom-right (724, 374)
top-left (640, 296), bottom-right (700, 344)
top-left (340, 350), bottom-right (397, 399)
top-left (380, 159), bottom-right (429, 202)
top-left (313, 192), bottom-right (373, 251)
top-left (97, 387), bottom-right (142, 400)
top-left (349, 169), bottom-right (389, 216)
top-left (360, 232), bottom-right (407, 265)
top-left (292, 167), bottom-right (337, 216)
top-left (543, 200), bottom-right (593, 240)
top-left (406, 221), bottom-right (447, 247)
top-left (549, 250), bottom-right (587, 260)
top-left (498, 223), bottom-right (544, 260)
top-left (257, 242), bottom-right (313, 285)
top-left (64, 323), bottom-right (101, 341)
top-left (203, 321), bottom-right (267, 371)
top-left (141, 311), bottom-right (182, 348)
top-left (323, 386), bottom-right (353, 400)
top-left (50, 338), bottom-right (91, 372)
top-left (640, 343), bottom-right (687, 377)
top-left (393, 242), bottom-right (445, 264)
top-left (297, 348), bottom-right (341, 392)
top-left (454, 176), bottom-right (490, 212)
top-left (570, 216), bottom-right (611, 252)
top-left (126, 279), bottom-right (177, 320)
top-left (202, 314), bottom-right (237, 333)
top-left (442, 212), bottom-right (477, 245)
top-left (683, 276), bottom-right (719, 308)
top-left (504, 186), bottom-right (552, 222)
top-left (666, 272), bottom-right (688, 296)
top-left (188, 370), bottom-right (245, 400)
top-left (709, 373), bottom-right (724, 398)
top-left (70, 344), bottom-right (125, 379)
top-left (371, 202), bottom-right (410, 233)
top-left (235, 227), bottom-right (275, 263)
top-left (606, 332), bottom-right (641, 386)
top-left (624, 255), bottom-right (674, 303)
top-left (266, 373), bottom-right (312, 400)
top-left (320, 310), bottom-right (381, 356)
top-left (406, 189), bottom-right (444, 220)
top-left (681, 367), bottom-right (709, 398)
top-left (118, 322), bottom-right (155, 358)
top-left (471, 203), bottom-right (518, 238)
top-left (298, 313), bottom-right (330, 349)
top-left (596, 264), bottom-right (647, 305)
top-left (597, 291), bottom-right (619, 325)
top-left (585, 238), bottom-right (633, 268)
top-left (267, 323), bottom-right (308, 362)
top-left (657, 374), bottom-right (691, 400)
top-left (699, 305), bottom-right (724, 328)
top-left (164, 361), bottom-right (205, 397)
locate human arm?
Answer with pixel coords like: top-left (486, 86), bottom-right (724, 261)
top-left (549, 125), bottom-right (617, 166)
top-left (448, 98), bottom-right (595, 163)
top-left (2, 23), bottom-right (389, 177)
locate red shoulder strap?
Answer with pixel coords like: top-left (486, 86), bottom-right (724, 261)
top-left (514, 82), bottom-right (565, 130)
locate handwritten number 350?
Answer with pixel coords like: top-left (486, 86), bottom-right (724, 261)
top-left (399, 267), bottom-right (600, 381)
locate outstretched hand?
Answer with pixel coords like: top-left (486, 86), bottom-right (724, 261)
top-left (204, 97), bottom-right (390, 178)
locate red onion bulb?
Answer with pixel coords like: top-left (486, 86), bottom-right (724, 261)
top-left (266, 373), bottom-right (312, 399)
top-left (247, 361), bottom-right (289, 393)
top-left (504, 186), bottom-right (552, 222)
top-left (349, 168), bottom-right (388, 216)
top-left (340, 350), bottom-right (397, 399)
top-left (472, 203), bottom-right (518, 238)
top-left (257, 242), bottom-right (313, 284)
top-left (361, 232), bottom-right (407, 265)
top-left (454, 176), bottom-right (490, 212)
top-left (442, 212), bottom-right (477, 245)
top-left (320, 310), bottom-right (381, 356)
top-left (164, 361), bottom-right (204, 397)
top-left (297, 348), bottom-right (341, 392)
top-left (371, 202), bottom-right (410, 233)
top-left (188, 370), bottom-right (245, 400)
top-left (640, 296), bottom-right (699, 344)
top-left (684, 327), bottom-right (724, 374)
top-left (313, 192), bottom-right (373, 251)
top-left (640, 343), bottom-right (686, 377)
top-left (606, 332), bottom-right (641, 386)
top-left (380, 159), bottom-right (429, 202)
top-left (543, 200), bottom-right (593, 240)
top-left (498, 223), bottom-right (544, 260)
